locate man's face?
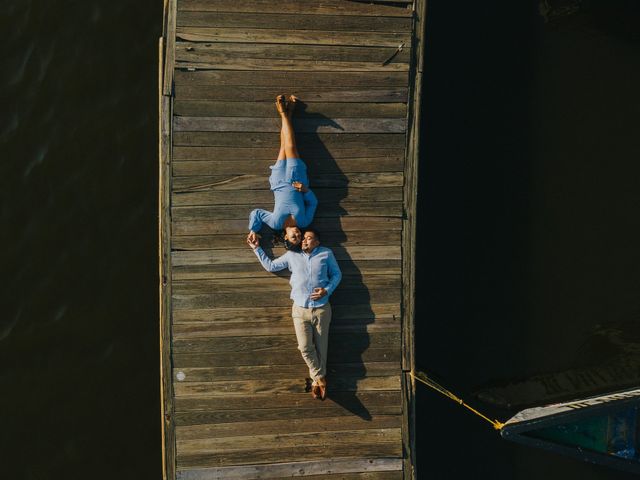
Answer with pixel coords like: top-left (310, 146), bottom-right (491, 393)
top-left (284, 226), bottom-right (302, 246)
top-left (302, 231), bottom-right (320, 253)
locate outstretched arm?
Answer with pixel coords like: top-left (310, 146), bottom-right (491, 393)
top-left (247, 236), bottom-right (290, 272)
top-left (248, 208), bottom-right (274, 234)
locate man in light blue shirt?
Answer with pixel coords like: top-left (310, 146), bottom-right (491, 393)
top-left (248, 226), bottom-right (342, 400)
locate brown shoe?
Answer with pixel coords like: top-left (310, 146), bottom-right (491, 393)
top-left (317, 377), bottom-right (327, 400)
top-left (311, 383), bottom-right (321, 399)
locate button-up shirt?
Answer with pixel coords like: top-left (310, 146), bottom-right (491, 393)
top-left (253, 245), bottom-right (342, 308)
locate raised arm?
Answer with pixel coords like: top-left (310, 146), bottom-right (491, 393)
top-left (298, 189), bottom-right (318, 228)
top-left (249, 244), bottom-right (290, 273)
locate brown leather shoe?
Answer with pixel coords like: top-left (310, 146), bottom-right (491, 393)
top-left (311, 383), bottom-right (321, 399)
top-left (317, 377), bottom-right (327, 400)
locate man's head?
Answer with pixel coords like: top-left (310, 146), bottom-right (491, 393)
top-left (284, 226), bottom-right (302, 247)
top-left (302, 228), bottom-right (321, 253)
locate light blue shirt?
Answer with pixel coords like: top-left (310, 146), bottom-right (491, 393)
top-left (253, 245), bottom-right (342, 308)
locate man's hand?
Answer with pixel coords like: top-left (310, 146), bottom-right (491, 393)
top-left (310, 287), bottom-right (327, 300)
top-left (247, 231), bottom-right (260, 249)
top-left (292, 181), bottom-right (308, 193)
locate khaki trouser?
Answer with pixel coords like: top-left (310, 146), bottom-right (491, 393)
top-left (292, 303), bottom-right (332, 381)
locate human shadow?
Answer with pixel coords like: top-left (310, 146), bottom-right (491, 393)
top-left (293, 101), bottom-right (376, 421)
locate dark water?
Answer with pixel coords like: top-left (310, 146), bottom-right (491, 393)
top-left (1, 1), bottom-right (639, 479)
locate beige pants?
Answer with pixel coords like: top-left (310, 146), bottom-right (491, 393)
top-left (292, 303), bottom-right (332, 381)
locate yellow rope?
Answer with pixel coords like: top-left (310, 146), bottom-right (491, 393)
top-left (411, 370), bottom-right (505, 430)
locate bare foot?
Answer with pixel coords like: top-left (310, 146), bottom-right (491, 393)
top-left (275, 94), bottom-right (287, 115)
top-left (317, 377), bottom-right (327, 400)
top-left (287, 95), bottom-right (298, 118)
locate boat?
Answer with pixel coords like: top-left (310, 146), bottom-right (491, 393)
top-left (501, 387), bottom-right (640, 473)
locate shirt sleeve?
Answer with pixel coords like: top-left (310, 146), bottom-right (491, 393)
top-left (253, 247), bottom-right (290, 273)
top-left (298, 189), bottom-right (318, 228)
top-left (248, 208), bottom-right (273, 233)
top-left (324, 250), bottom-right (342, 296)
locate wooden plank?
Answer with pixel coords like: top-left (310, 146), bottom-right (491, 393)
top-left (178, 443), bottom-right (402, 468)
top-left (172, 187), bottom-right (403, 206)
top-left (175, 404), bottom-right (402, 426)
top-left (171, 362), bottom-right (400, 381)
top-left (171, 259), bottom-right (402, 279)
top-left (172, 146), bottom-right (404, 161)
top-left (178, 428), bottom-right (401, 454)
top-left (174, 101), bottom-right (407, 118)
top-left (178, 0), bottom-right (412, 17)
top-left (268, 473), bottom-right (403, 480)
top-left (174, 376), bottom-right (400, 396)
top-left (174, 347), bottom-right (400, 367)
top-left (174, 70), bottom-right (409, 88)
top-left (171, 231), bottom-right (401, 250)
top-left (172, 173), bottom-right (404, 191)
top-left (159, 35), bottom-right (175, 480)
top-left (172, 333), bottom-right (401, 355)
top-left (163, 0), bottom-right (176, 95)
top-left (173, 117), bottom-right (407, 134)
top-left (176, 59), bottom-right (409, 72)
top-left (172, 275), bottom-right (400, 294)
top-left (175, 86), bottom-right (407, 103)
top-left (171, 202), bottom-right (403, 220)
top-left (177, 415), bottom-right (401, 440)
top-left (175, 42), bottom-right (411, 65)
top-left (174, 390), bottom-right (401, 411)
top-left (173, 132), bottom-right (406, 148)
top-left (176, 458), bottom-right (404, 479)
top-left (176, 27), bottom-right (410, 48)
top-left (172, 317), bottom-right (399, 337)
top-left (174, 303), bottom-right (399, 323)
top-left (172, 362), bottom-right (399, 383)
top-left (171, 246), bottom-right (401, 266)
top-left (177, 12), bottom-right (412, 32)
top-left (401, 1), bottom-right (426, 478)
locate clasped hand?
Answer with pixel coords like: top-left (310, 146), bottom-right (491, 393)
top-left (310, 287), bottom-right (327, 300)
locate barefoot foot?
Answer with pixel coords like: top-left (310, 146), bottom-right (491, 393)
top-left (275, 94), bottom-right (287, 115)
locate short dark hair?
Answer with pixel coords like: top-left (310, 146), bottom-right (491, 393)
top-left (304, 228), bottom-right (321, 242)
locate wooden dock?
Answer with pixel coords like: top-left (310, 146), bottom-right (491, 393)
top-left (159, 1), bottom-right (425, 478)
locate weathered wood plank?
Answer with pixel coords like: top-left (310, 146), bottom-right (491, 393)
top-left (174, 346), bottom-right (400, 368)
top-left (176, 27), bottom-right (410, 48)
top-left (176, 458), bottom-right (404, 479)
top-left (178, 428), bottom-right (401, 455)
top-left (173, 333), bottom-right (401, 355)
top-left (268, 473), bottom-right (403, 480)
top-left (172, 275), bottom-right (400, 294)
top-left (177, 415), bottom-right (401, 440)
top-left (178, 0), bottom-right (413, 17)
top-left (171, 231), bottom-right (401, 250)
top-left (176, 59), bottom-right (409, 72)
top-left (172, 173), bottom-right (404, 191)
top-left (174, 70), bottom-right (409, 88)
top-left (175, 86), bottom-right (407, 103)
top-left (175, 42), bottom-right (411, 65)
top-left (174, 101), bottom-right (407, 118)
top-left (175, 390), bottom-right (401, 411)
top-left (172, 187), bottom-right (403, 206)
top-left (172, 146), bottom-right (404, 161)
top-left (175, 404), bottom-right (402, 426)
top-left (173, 317), bottom-right (399, 338)
top-left (159, 33), bottom-right (175, 480)
top-left (173, 132), bottom-right (406, 148)
top-left (173, 116), bottom-right (407, 134)
top-left (172, 259), bottom-right (402, 279)
top-left (178, 443), bottom-right (402, 468)
top-left (173, 303), bottom-right (399, 323)
top-left (174, 376), bottom-right (400, 396)
top-left (171, 202), bottom-right (403, 221)
top-left (171, 362), bottom-right (400, 382)
top-left (177, 12), bottom-right (412, 32)
top-left (172, 246), bottom-right (401, 266)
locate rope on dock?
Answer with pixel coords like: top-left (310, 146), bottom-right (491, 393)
top-left (412, 370), bottom-right (505, 430)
